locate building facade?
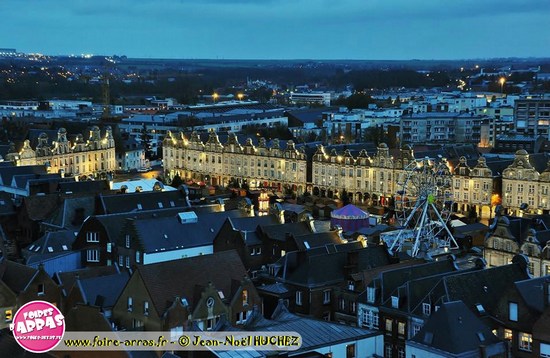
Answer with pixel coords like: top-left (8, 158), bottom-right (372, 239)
top-left (163, 130), bottom-right (307, 194)
top-left (502, 150), bottom-right (550, 215)
top-left (6, 126), bottom-right (116, 178)
top-left (515, 99), bottom-right (550, 139)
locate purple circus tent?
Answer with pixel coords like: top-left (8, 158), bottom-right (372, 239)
top-left (330, 204), bottom-right (370, 232)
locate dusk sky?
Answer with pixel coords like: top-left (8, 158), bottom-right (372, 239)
top-left (3, 0), bottom-right (550, 60)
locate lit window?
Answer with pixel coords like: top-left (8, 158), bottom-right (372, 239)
top-left (398, 322), bottom-right (405, 335)
top-left (385, 318), bottom-right (393, 332)
top-left (519, 332), bottom-right (532, 352)
top-left (127, 297), bottom-right (133, 311)
top-left (143, 301), bottom-right (149, 316)
top-left (242, 290), bottom-right (248, 306)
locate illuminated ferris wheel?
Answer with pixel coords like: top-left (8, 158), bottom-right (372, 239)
top-left (387, 157), bottom-right (458, 259)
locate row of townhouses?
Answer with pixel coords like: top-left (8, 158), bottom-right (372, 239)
top-left (167, 132), bottom-right (550, 219)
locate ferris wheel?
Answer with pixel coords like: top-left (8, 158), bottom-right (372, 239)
top-left (388, 156), bottom-right (458, 259)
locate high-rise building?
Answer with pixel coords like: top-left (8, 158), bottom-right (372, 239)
top-left (514, 99), bottom-right (550, 138)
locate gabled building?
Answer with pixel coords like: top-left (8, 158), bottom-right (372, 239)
top-left (0, 259), bottom-right (63, 329)
top-left (5, 126), bottom-right (116, 178)
top-left (213, 300), bottom-right (384, 358)
top-left (484, 212), bottom-right (550, 276)
top-left (65, 271), bottom-right (130, 320)
top-left (262, 245), bottom-right (392, 321)
top-left (111, 250), bottom-right (261, 332)
top-left (407, 300), bottom-right (506, 358)
top-left (492, 275), bottom-right (550, 357)
top-left (117, 209), bottom-right (249, 267)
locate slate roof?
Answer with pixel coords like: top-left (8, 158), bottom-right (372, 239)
top-left (54, 265), bottom-right (119, 296)
top-left (259, 221), bottom-right (312, 242)
top-left (136, 250), bottom-right (248, 315)
top-left (237, 302), bottom-right (379, 354)
top-left (227, 215), bottom-right (279, 232)
top-left (0, 259), bottom-right (38, 294)
top-left (0, 165), bottom-right (46, 186)
top-left (132, 210), bottom-right (248, 253)
top-left (57, 180), bottom-right (112, 194)
top-left (256, 283), bottom-right (290, 295)
top-left (442, 257), bottom-right (530, 314)
top-left (514, 275), bottom-right (550, 313)
top-left (377, 259), bottom-right (457, 303)
top-left (46, 195), bottom-right (96, 230)
top-left (409, 301), bottom-right (505, 356)
top-left (98, 190), bottom-right (190, 214)
top-left (279, 246), bottom-right (391, 287)
top-left (291, 231), bottom-right (343, 251)
top-left (22, 230), bottom-right (76, 264)
top-left (22, 194), bottom-right (62, 221)
top-left (76, 271), bottom-right (131, 309)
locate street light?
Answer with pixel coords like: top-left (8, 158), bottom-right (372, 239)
top-left (499, 77), bottom-right (506, 94)
top-left (237, 93), bottom-right (244, 101)
top-left (212, 92), bottom-right (219, 103)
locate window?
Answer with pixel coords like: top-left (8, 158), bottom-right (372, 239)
top-left (136, 251), bottom-right (140, 263)
top-left (127, 297), bottom-right (133, 311)
top-left (397, 347), bottom-right (405, 358)
top-left (86, 249), bottom-right (99, 262)
top-left (296, 291), bottom-right (303, 306)
top-left (339, 298), bottom-right (346, 311)
top-left (242, 290), bottom-right (248, 306)
top-left (509, 302), bottom-right (518, 321)
top-left (398, 322), bottom-right (405, 335)
top-left (86, 232), bottom-right (99, 243)
top-left (37, 284), bottom-right (45, 296)
top-left (106, 243), bottom-right (112, 253)
top-left (125, 256), bottom-right (130, 268)
top-left (385, 318), bottom-right (393, 332)
top-left (391, 296), bottom-right (399, 308)
top-left (236, 311), bottom-right (248, 324)
top-left (518, 332), bottom-right (532, 352)
top-left (323, 290), bottom-right (331, 304)
top-left (412, 323), bottom-right (422, 337)
top-left (540, 343), bottom-right (550, 358)
top-left (118, 255), bottom-right (123, 267)
top-left (385, 344), bottom-right (393, 358)
top-left (143, 301), bottom-right (149, 316)
top-left (422, 303), bottom-right (431, 316)
top-left (346, 343), bottom-right (356, 358)
top-left (206, 318), bottom-right (215, 331)
top-left (125, 235), bottom-right (130, 248)
top-left (367, 287), bottom-right (376, 303)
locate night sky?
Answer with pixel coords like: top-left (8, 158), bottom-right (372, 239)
top-left (3, 0), bottom-right (549, 59)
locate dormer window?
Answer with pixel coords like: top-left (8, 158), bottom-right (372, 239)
top-left (367, 287), bottom-right (376, 303)
top-left (242, 290), bottom-right (249, 306)
top-left (391, 296), bottom-right (399, 309)
top-left (422, 303), bottom-right (431, 316)
top-left (125, 235), bottom-right (130, 248)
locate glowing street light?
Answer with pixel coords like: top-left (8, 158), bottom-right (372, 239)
top-left (237, 93), bottom-right (244, 101)
top-left (212, 92), bottom-right (219, 103)
top-left (499, 77), bottom-right (506, 94)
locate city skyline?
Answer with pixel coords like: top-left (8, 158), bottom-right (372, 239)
top-left (2, 0), bottom-right (550, 60)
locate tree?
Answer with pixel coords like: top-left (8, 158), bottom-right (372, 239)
top-left (171, 173), bottom-right (183, 188)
